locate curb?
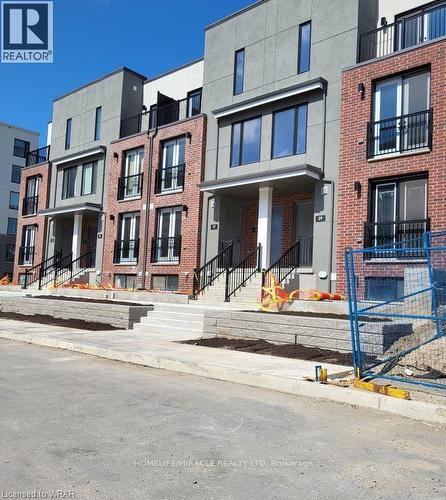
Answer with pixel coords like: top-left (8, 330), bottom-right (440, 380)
top-left (2, 331), bottom-right (445, 426)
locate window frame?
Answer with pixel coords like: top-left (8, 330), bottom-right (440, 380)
top-left (62, 166), bottom-right (77, 199)
top-left (65, 118), bottom-right (72, 150)
top-left (233, 48), bottom-right (245, 95)
top-left (230, 115), bottom-right (262, 167)
top-left (13, 138), bottom-right (30, 158)
top-left (81, 161), bottom-right (97, 196)
top-left (298, 21), bottom-right (312, 74)
top-left (5, 243), bottom-right (15, 263)
top-left (11, 165), bottom-right (22, 183)
top-left (186, 88), bottom-right (202, 118)
top-left (151, 274), bottom-right (179, 291)
top-left (271, 103), bottom-right (308, 159)
top-left (9, 191), bottom-right (20, 210)
top-left (7, 217), bottom-right (17, 236)
top-left (94, 107), bottom-right (102, 141)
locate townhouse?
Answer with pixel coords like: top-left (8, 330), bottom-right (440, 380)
top-left (336, 0), bottom-right (446, 297)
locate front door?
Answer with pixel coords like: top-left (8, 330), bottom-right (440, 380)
top-left (295, 201), bottom-right (314, 266)
top-left (270, 205), bottom-right (283, 264)
top-left (221, 204), bottom-right (243, 265)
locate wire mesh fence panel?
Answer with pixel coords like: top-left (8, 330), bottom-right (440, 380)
top-left (345, 232), bottom-right (446, 389)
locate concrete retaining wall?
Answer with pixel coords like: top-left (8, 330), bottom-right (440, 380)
top-left (203, 310), bottom-right (412, 355)
top-left (0, 297), bottom-right (152, 329)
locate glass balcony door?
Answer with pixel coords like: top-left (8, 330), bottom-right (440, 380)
top-left (160, 138), bottom-right (185, 192)
top-left (119, 213), bottom-right (140, 262)
top-left (22, 226), bottom-right (36, 265)
top-left (156, 207), bottom-right (182, 262)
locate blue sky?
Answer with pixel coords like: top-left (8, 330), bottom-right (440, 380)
top-left (0, 0), bottom-right (253, 145)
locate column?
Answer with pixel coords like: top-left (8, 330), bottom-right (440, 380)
top-left (257, 186), bottom-right (273, 270)
top-left (72, 213), bottom-right (83, 262)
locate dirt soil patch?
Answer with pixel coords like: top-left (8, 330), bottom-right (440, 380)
top-left (0, 311), bottom-right (120, 331)
top-left (33, 295), bottom-right (146, 307)
top-left (182, 337), bottom-right (353, 366)
top-left (249, 310), bottom-right (388, 322)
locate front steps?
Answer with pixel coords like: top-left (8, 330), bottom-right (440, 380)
top-left (197, 272), bottom-right (262, 305)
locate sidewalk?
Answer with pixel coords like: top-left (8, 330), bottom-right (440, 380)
top-left (0, 319), bottom-right (445, 425)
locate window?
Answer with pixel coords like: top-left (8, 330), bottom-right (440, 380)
top-left (11, 165), bottom-right (22, 183)
top-left (5, 244), bottom-right (15, 262)
top-left (187, 89), bottom-right (202, 117)
top-left (234, 49), bottom-right (245, 95)
top-left (94, 107), bottom-right (102, 141)
top-left (13, 139), bottom-right (30, 158)
top-left (298, 21), bottom-right (311, 73)
top-left (20, 225), bottom-right (36, 265)
top-left (117, 212), bottom-right (140, 263)
top-left (9, 191), bottom-right (19, 210)
top-left (231, 116), bottom-right (261, 167)
top-left (7, 218), bottom-right (17, 236)
top-left (152, 275), bottom-right (179, 291)
top-left (23, 176), bottom-right (39, 215)
top-left (65, 118), bottom-right (72, 150)
top-left (272, 104), bottom-right (308, 158)
top-left (62, 166), bottom-right (77, 199)
top-left (81, 161), bottom-right (97, 195)
top-left (114, 274), bottom-right (137, 290)
top-left (153, 207), bottom-right (182, 262)
top-left (365, 277), bottom-right (404, 302)
top-left (396, 3), bottom-right (446, 49)
top-left (120, 148), bottom-right (144, 199)
top-left (157, 138), bottom-right (186, 193)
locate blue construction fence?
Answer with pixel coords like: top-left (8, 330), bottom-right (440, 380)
top-left (345, 231), bottom-right (446, 390)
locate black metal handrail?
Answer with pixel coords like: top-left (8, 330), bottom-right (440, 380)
top-left (364, 219), bottom-right (430, 260)
top-left (155, 164), bottom-right (185, 193)
top-left (358, 2), bottom-right (446, 63)
top-left (367, 109), bottom-right (432, 158)
top-left (151, 236), bottom-right (181, 263)
top-left (22, 195), bottom-right (39, 216)
top-left (117, 172), bottom-right (143, 200)
top-left (51, 251), bottom-right (93, 288)
top-left (225, 245), bottom-right (261, 302)
top-left (22, 250), bottom-right (62, 289)
top-left (18, 246), bottom-right (35, 266)
top-left (113, 239), bottom-right (140, 263)
top-left (192, 241), bottom-right (233, 297)
top-left (26, 145), bottom-right (50, 167)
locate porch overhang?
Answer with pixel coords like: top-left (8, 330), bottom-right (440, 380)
top-left (52, 146), bottom-right (106, 167)
top-left (199, 164), bottom-right (322, 198)
top-left (39, 203), bottom-right (102, 217)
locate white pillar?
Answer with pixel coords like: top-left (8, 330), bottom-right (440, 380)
top-left (257, 186), bottom-right (273, 269)
top-left (72, 213), bottom-right (83, 261)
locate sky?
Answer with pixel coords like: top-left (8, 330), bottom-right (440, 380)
top-left (0, 0), bottom-right (253, 145)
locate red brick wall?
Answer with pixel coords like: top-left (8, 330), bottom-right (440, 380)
top-left (336, 39), bottom-right (446, 294)
top-left (102, 115), bottom-right (206, 293)
top-left (13, 162), bottom-right (52, 283)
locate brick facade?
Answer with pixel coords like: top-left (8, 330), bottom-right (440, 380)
top-left (13, 162), bottom-right (51, 283)
top-left (102, 115), bottom-right (206, 293)
top-left (336, 39), bottom-right (446, 294)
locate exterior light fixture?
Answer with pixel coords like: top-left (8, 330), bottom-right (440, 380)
top-left (354, 181), bottom-right (361, 193)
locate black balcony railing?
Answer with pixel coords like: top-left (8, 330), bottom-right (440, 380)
top-left (358, 2), bottom-right (446, 63)
top-left (113, 239), bottom-right (140, 263)
top-left (117, 173), bottom-right (143, 200)
top-left (367, 109), bottom-right (432, 158)
top-left (364, 219), bottom-right (430, 260)
top-left (26, 146), bottom-right (50, 167)
top-left (154, 164), bottom-right (185, 193)
top-left (18, 246), bottom-right (35, 265)
top-left (151, 236), bottom-right (181, 263)
top-left (22, 195), bottom-right (38, 216)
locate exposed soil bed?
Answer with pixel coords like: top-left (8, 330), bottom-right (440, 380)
top-left (33, 295), bottom-right (145, 307)
top-left (249, 310), bottom-right (389, 322)
top-left (0, 311), bottom-right (120, 331)
top-left (182, 337), bottom-right (353, 366)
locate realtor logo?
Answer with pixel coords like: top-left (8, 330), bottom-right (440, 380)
top-left (1, 1), bottom-right (53, 63)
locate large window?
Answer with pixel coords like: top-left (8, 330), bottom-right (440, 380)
top-left (272, 104), bottom-right (308, 158)
top-left (117, 212), bottom-right (140, 263)
top-left (11, 165), bottom-right (22, 183)
top-left (234, 49), bottom-right (245, 95)
top-left (231, 116), bottom-right (261, 167)
top-left (94, 107), bottom-right (102, 141)
top-left (13, 139), bottom-right (30, 158)
top-left (62, 166), bottom-right (77, 199)
top-left (9, 191), bottom-right (19, 210)
top-left (157, 138), bottom-right (185, 193)
top-left (65, 118), bottom-right (72, 150)
top-left (20, 225), bottom-right (36, 265)
top-left (7, 218), bottom-right (17, 236)
top-left (298, 21), bottom-right (311, 73)
top-left (81, 161), bottom-right (97, 195)
top-left (153, 207), bottom-right (182, 262)
top-left (119, 148), bottom-right (144, 199)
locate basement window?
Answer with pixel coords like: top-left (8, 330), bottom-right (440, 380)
top-left (152, 275), bottom-right (179, 291)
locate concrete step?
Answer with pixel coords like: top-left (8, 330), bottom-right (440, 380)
top-left (133, 322), bottom-right (202, 334)
top-left (145, 312), bottom-right (204, 323)
top-left (139, 316), bottom-right (203, 329)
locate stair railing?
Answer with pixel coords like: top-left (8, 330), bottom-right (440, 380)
top-left (225, 245), bottom-right (261, 302)
top-left (193, 241), bottom-right (233, 297)
top-left (52, 250), bottom-right (93, 288)
top-left (23, 250), bottom-right (62, 289)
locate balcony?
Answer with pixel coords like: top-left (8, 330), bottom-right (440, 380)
top-left (26, 146), bottom-right (50, 167)
top-left (154, 164), bottom-right (185, 194)
top-left (363, 219), bottom-right (430, 260)
top-left (151, 236), bottom-right (181, 263)
top-left (358, 3), bottom-right (446, 63)
top-left (18, 246), bottom-right (34, 266)
top-left (367, 109), bottom-right (432, 159)
top-left (22, 195), bottom-right (39, 216)
top-left (117, 173), bottom-right (143, 200)
top-left (113, 239), bottom-right (139, 264)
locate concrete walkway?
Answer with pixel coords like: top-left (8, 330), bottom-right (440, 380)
top-left (0, 319), bottom-right (445, 425)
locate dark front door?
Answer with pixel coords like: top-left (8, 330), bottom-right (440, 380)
top-left (295, 201), bottom-right (314, 266)
top-left (221, 204), bottom-right (243, 265)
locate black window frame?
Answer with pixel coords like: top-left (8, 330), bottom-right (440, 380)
top-left (65, 118), bottom-right (72, 150)
top-left (5, 243), bottom-right (15, 262)
top-left (7, 217), bottom-right (17, 236)
top-left (233, 48), bottom-right (245, 95)
top-left (11, 165), bottom-right (22, 183)
top-left (81, 161), bottom-right (97, 196)
top-left (298, 21), bottom-right (312, 74)
top-left (94, 107), bottom-right (102, 141)
top-left (271, 103), bottom-right (308, 159)
top-left (9, 191), bottom-right (20, 210)
top-left (13, 138), bottom-right (30, 158)
top-left (230, 115), bottom-right (262, 167)
top-left (186, 88), bottom-right (202, 118)
top-left (62, 166), bottom-right (77, 199)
